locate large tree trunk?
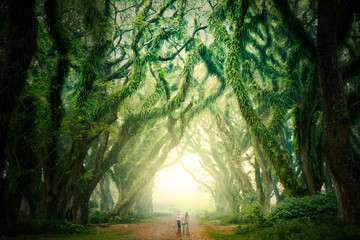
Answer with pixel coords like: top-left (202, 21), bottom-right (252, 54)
top-left (43, 0), bottom-right (70, 220)
top-left (296, 92), bottom-right (322, 195)
top-left (0, 0), bottom-right (37, 230)
top-left (251, 137), bottom-right (271, 213)
top-left (272, 174), bottom-right (285, 205)
top-left (99, 173), bottom-right (114, 211)
top-left (135, 179), bottom-right (154, 213)
top-left (317, 0), bottom-right (360, 225)
top-left (254, 160), bottom-right (265, 207)
top-left (4, 181), bottom-right (23, 230)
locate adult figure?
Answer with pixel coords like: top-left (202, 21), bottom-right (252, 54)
top-left (176, 210), bottom-right (182, 232)
top-left (185, 212), bottom-right (189, 226)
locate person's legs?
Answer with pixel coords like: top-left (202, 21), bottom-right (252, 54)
top-left (177, 220), bottom-right (181, 229)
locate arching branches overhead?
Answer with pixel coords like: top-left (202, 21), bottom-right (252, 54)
top-left (1, 0), bottom-right (360, 229)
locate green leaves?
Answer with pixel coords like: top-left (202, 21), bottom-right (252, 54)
top-left (267, 192), bottom-right (337, 222)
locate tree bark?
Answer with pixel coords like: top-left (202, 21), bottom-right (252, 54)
top-left (254, 160), bottom-right (265, 207)
top-left (251, 135), bottom-right (271, 213)
top-left (44, 0), bottom-right (70, 220)
top-left (0, 0), bottom-right (37, 230)
top-left (296, 93), bottom-right (322, 195)
top-left (317, 0), bottom-right (360, 225)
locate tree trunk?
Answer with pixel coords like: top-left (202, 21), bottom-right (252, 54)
top-left (262, 170), bottom-right (271, 213)
top-left (254, 160), bottom-right (265, 207)
top-left (317, 0), bottom-right (360, 225)
top-left (324, 164), bottom-right (333, 193)
top-left (100, 173), bottom-right (114, 211)
top-left (44, 0), bottom-right (70, 220)
top-left (76, 194), bottom-right (90, 224)
top-left (3, 180), bottom-right (23, 230)
top-left (251, 136), bottom-right (271, 213)
top-left (296, 93), bottom-right (322, 195)
top-left (272, 174), bottom-right (284, 205)
top-left (0, 0), bottom-right (37, 230)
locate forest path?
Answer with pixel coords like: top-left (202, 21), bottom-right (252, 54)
top-left (99, 216), bottom-right (235, 240)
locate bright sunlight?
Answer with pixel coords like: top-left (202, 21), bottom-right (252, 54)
top-left (153, 153), bottom-right (214, 212)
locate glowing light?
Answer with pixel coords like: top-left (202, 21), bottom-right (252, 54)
top-left (153, 153), bottom-right (214, 212)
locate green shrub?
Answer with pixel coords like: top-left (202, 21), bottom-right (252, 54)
top-left (252, 219), bottom-right (360, 240)
top-left (266, 192), bottom-right (337, 223)
top-left (235, 192), bottom-right (338, 235)
top-left (88, 200), bottom-right (99, 211)
top-left (109, 212), bottom-right (160, 224)
top-left (89, 210), bottom-right (108, 224)
top-left (197, 210), bottom-right (256, 225)
top-left (90, 211), bottom-right (170, 224)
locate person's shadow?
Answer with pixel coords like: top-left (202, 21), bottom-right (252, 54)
top-left (177, 225), bottom-right (190, 238)
top-left (185, 225), bottom-right (190, 237)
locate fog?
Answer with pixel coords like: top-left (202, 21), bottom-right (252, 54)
top-left (152, 153), bottom-right (214, 213)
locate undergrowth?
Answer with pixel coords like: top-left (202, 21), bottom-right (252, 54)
top-left (204, 192), bottom-right (360, 240)
top-left (13, 218), bottom-right (97, 235)
top-left (266, 191), bottom-right (337, 222)
top-left (89, 210), bottom-right (171, 224)
top-left (197, 211), bottom-right (248, 225)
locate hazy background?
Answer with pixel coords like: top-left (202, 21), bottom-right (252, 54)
top-left (152, 153), bottom-right (214, 213)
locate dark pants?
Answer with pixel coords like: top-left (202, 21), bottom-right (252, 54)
top-left (177, 220), bottom-right (181, 229)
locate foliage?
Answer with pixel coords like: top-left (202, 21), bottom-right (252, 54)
top-left (88, 200), bottom-right (99, 210)
top-left (13, 218), bottom-right (97, 235)
top-left (108, 212), bottom-right (169, 224)
top-left (248, 219), bottom-right (360, 240)
top-left (2, 0), bottom-right (360, 232)
top-left (197, 211), bottom-right (251, 225)
top-left (266, 192), bottom-right (337, 223)
top-left (89, 210), bottom-right (108, 224)
top-left (232, 192), bottom-right (338, 236)
top-left (7, 230), bottom-right (134, 240)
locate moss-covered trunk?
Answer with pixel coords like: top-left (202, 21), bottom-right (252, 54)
top-left (225, 10), bottom-right (301, 196)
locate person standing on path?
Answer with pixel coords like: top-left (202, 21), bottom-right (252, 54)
top-left (185, 212), bottom-right (189, 226)
top-left (176, 210), bottom-right (182, 232)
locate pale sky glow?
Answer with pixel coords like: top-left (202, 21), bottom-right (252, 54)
top-left (152, 152), bottom-right (214, 212)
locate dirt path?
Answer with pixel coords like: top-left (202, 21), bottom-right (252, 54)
top-left (98, 216), bottom-right (235, 240)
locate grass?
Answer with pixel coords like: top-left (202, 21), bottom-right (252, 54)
top-left (203, 219), bottom-right (360, 240)
top-left (6, 230), bottom-right (136, 240)
top-left (204, 228), bottom-right (254, 240)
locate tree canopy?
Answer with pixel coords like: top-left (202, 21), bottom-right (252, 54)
top-left (1, 0), bottom-right (360, 230)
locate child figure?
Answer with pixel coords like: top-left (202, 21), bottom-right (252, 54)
top-left (181, 217), bottom-right (186, 227)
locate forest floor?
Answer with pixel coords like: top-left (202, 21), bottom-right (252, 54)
top-left (3, 216), bottom-right (237, 240)
top-left (98, 216), bottom-right (236, 240)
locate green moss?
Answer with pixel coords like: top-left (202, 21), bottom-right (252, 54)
top-left (222, 2), bottom-right (301, 197)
